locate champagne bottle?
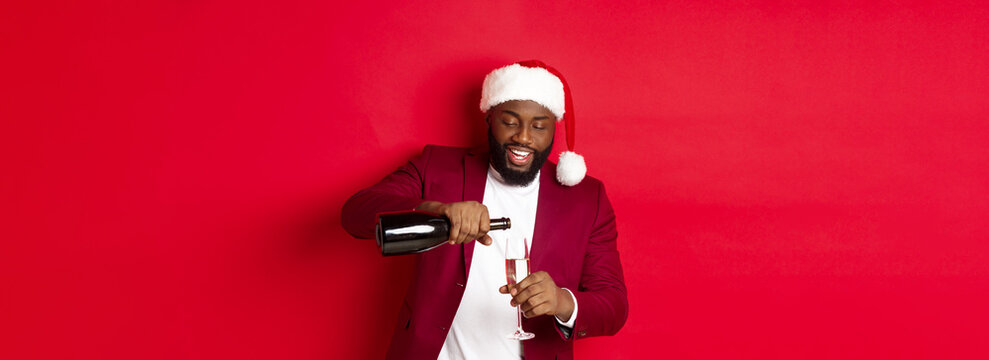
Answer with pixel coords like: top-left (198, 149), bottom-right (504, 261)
top-left (376, 210), bottom-right (511, 256)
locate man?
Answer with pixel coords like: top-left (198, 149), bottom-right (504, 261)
top-left (341, 60), bottom-right (627, 360)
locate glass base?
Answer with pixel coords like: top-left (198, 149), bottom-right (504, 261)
top-left (508, 330), bottom-right (535, 340)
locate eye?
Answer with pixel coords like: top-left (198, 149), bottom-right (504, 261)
top-left (502, 119), bottom-right (518, 127)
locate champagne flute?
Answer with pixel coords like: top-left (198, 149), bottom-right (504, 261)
top-left (505, 236), bottom-right (535, 340)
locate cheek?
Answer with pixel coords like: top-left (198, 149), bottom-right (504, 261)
top-left (535, 132), bottom-right (555, 150)
top-left (491, 126), bottom-right (515, 143)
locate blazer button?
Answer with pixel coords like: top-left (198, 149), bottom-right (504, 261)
top-left (456, 283), bottom-right (465, 287)
top-left (577, 330), bottom-right (587, 337)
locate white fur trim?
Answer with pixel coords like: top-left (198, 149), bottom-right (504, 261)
top-left (556, 151), bottom-right (586, 186)
top-left (480, 64), bottom-right (566, 120)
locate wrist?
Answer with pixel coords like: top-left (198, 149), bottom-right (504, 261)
top-left (416, 201), bottom-right (443, 214)
top-left (554, 288), bottom-right (575, 322)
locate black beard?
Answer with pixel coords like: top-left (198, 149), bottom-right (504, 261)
top-left (488, 130), bottom-right (553, 186)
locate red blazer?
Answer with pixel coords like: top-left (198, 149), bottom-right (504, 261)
top-left (342, 145), bottom-right (628, 360)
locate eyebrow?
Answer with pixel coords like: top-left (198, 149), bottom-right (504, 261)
top-left (501, 110), bottom-right (552, 121)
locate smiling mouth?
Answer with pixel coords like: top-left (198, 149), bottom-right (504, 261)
top-left (507, 147), bottom-right (533, 166)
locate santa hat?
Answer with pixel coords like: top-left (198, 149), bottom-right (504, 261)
top-left (480, 60), bottom-right (586, 186)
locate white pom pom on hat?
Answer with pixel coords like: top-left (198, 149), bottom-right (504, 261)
top-left (480, 60), bottom-right (587, 186)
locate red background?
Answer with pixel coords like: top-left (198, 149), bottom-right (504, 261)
top-left (3, 1), bottom-right (988, 359)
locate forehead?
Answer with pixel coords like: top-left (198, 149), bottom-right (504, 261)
top-left (491, 100), bottom-right (556, 119)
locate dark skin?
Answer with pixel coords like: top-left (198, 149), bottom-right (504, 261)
top-left (416, 100), bottom-right (575, 323)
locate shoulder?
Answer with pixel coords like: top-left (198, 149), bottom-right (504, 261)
top-left (421, 144), bottom-right (472, 158)
top-left (417, 144), bottom-right (475, 167)
top-left (413, 144), bottom-right (486, 177)
top-left (542, 161), bottom-right (609, 199)
top-left (540, 163), bottom-right (616, 229)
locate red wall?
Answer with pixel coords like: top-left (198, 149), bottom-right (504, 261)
top-left (3, 1), bottom-right (988, 359)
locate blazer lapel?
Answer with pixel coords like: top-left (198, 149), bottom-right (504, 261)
top-left (462, 150), bottom-right (488, 278)
top-left (530, 166), bottom-right (561, 273)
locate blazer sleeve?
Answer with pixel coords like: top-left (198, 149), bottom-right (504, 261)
top-left (340, 146), bottom-right (433, 239)
top-left (568, 183), bottom-right (629, 339)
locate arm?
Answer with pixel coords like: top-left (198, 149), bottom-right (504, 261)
top-left (568, 183), bottom-right (628, 339)
top-left (340, 147), bottom-right (432, 239)
top-left (340, 146), bottom-right (494, 246)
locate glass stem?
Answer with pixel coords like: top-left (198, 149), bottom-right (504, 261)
top-left (517, 306), bottom-right (524, 331)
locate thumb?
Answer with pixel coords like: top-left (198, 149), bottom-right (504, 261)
top-left (479, 234), bottom-right (493, 246)
top-left (498, 285), bottom-right (509, 294)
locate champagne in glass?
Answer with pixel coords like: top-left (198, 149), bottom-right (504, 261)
top-left (505, 237), bottom-right (535, 340)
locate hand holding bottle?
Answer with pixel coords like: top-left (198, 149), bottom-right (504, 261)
top-left (417, 201), bottom-right (494, 246)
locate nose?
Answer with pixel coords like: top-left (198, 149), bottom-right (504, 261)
top-left (511, 126), bottom-right (532, 145)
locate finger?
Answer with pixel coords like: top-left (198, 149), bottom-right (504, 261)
top-left (511, 280), bottom-right (530, 298)
top-left (499, 285), bottom-right (509, 294)
top-left (515, 271), bottom-right (544, 291)
top-left (513, 283), bottom-right (542, 307)
top-left (509, 287), bottom-right (524, 306)
top-left (479, 215), bottom-right (490, 235)
top-left (448, 214), bottom-right (462, 244)
top-left (472, 203), bottom-right (488, 240)
top-left (515, 284), bottom-right (545, 309)
top-left (525, 303), bottom-right (554, 318)
top-left (479, 234), bottom-right (493, 246)
top-left (519, 293), bottom-right (539, 313)
top-left (511, 289), bottom-right (529, 306)
top-left (460, 211), bottom-right (477, 244)
top-left (469, 212), bottom-right (484, 241)
top-left (521, 292), bottom-right (552, 315)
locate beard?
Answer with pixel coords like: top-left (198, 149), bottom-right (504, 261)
top-left (488, 130), bottom-right (554, 187)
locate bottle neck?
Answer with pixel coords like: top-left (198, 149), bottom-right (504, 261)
top-left (490, 217), bottom-right (511, 231)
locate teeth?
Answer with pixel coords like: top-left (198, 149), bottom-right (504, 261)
top-left (510, 149), bottom-right (531, 156)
